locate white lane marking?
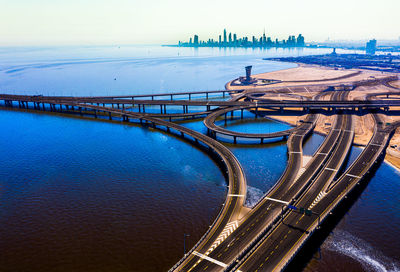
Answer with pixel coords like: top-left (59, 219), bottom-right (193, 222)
top-left (304, 87), bottom-right (310, 93)
top-left (344, 130), bottom-right (354, 133)
top-left (317, 152), bottom-right (328, 156)
top-left (346, 173), bottom-right (362, 179)
top-left (192, 251), bottom-right (227, 268)
top-left (290, 151), bottom-right (302, 154)
top-left (205, 221), bottom-right (239, 255)
top-left (292, 134), bottom-right (304, 137)
top-left (228, 194), bottom-right (245, 197)
top-left (325, 167), bottom-right (338, 172)
top-left (265, 197), bottom-right (290, 205)
top-left (370, 143), bottom-right (383, 147)
top-left (287, 87), bottom-right (294, 93)
top-left (309, 191), bottom-right (327, 209)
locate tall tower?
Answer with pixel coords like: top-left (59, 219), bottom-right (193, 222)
top-left (366, 39), bottom-right (377, 55)
top-left (223, 29), bottom-right (227, 44)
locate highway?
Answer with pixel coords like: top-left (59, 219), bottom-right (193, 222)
top-left (176, 91), bottom-right (349, 271)
top-left (236, 110), bottom-right (353, 271)
top-left (4, 93), bottom-right (400, 110)
top-left (235, 96), bottom-right (397, 272)
top-left (1, 78), bottom-right (400, 272)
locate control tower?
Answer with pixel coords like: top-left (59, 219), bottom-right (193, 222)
top-left (245, 66), bottom-right (252, 81)
top-left (238, 66), bottom-right (256, 85)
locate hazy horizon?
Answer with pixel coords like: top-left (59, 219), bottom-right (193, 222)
top-left (1, 0), bottom-right (399, 46)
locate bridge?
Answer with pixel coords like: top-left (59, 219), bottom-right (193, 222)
top-left (1, 75), bottom-right (400, 271)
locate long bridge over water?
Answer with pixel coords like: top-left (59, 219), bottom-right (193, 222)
top-left (1, 74), bottom-right (400, 271)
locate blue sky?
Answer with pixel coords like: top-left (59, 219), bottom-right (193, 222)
top-left (0, 0), bottom-right (399, 45)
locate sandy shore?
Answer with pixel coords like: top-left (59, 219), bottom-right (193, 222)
top-left (226, 64), bottom-right (400, 170)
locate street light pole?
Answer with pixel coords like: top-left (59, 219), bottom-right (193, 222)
top-left (184, 234), bottom-right (190, 255)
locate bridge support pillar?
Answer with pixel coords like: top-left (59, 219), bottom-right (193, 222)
top-left (109, 112), bottom-right (112, 120)
top-left (241, 109), bottom-right (244, 119)
top-left (207, 105), bottom-right (210, 111)
top-left (206, 92), bottom-right (209, 100)
top-left (79, 107), bottom-right (82, 115)
top-left (261, 138), bottom-right (264, 144)
top-left (223, 91), bottom-right (226, 98)
top-left (94, 110), bottom-right (97, 118)
top-left (233, 136), bottom-right (237, 144)
top-left (255, 107), bottom-right (258, 118)
top-left (231, 111), bottom-right (234, 119)
top-left (143, 104), bottom-right (146, 113)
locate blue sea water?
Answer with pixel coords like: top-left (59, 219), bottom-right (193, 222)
top-left (0, 45), bottom-right (399, 271)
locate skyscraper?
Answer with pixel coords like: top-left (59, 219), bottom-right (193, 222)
top-left (296, 34), bottom-right (305, 46)
top-left (223, 29), bottom-right (227, 44)
top-left (366, 39), bottom-right (377, 55)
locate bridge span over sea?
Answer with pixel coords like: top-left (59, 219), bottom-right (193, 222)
top-left (1, 74), bottom-right (400, 271)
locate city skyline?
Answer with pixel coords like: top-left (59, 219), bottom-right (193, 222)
top-left (0, 0), bottom-right (399, 46)
top-left (178, 29), bottom-right (305, 48)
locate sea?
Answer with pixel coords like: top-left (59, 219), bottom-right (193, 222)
top-left (0, 45), bottom-right (399, 272)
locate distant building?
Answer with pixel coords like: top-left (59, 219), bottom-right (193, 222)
top-left (223, 29), bottom-right (227, 44)
top-left (178, 29), bottom-right (306, 49)
top-left (296, 34), bottom-right (305, 47)
top-left (366, 39), bottom-right (377, 55)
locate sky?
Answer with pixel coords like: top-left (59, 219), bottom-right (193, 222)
top-left (0, 0), bottom-right (399, 46)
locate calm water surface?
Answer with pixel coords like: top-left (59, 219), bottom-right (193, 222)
top-left (0, 45), bottom-right (399, 271)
